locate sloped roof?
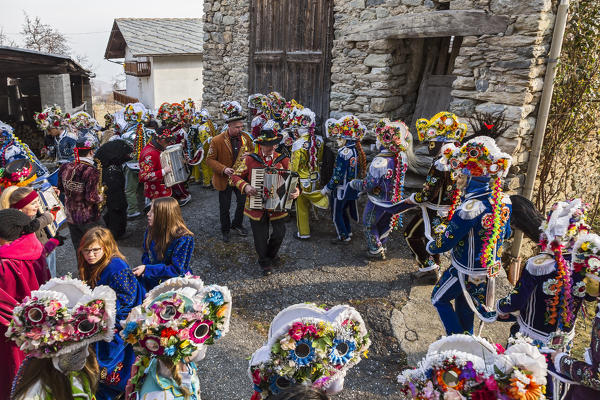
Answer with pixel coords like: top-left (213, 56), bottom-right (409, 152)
top-left (0, 46), bottom-right (92, 77)
top-left (104, 18), bottom-right (203, 58)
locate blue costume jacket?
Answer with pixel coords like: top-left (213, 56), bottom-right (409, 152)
top-left (139, 230), bottom-right (194, 291)
top-left (497, 253), bottom-right (588, 346)
top-left (96, 257), bottom-right (145, 400)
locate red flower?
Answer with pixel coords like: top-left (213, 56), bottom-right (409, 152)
top-left (494, 343), bottom-right (505, 354)
top-left (289, 322), bottom-right (305, 341)
top-left (251, 392), bottom-right (262, 400)
top-left (472, 388), bottom-right (496, 400)
top-left (65, 113), bottom-right (70, 118)
top-left (53, 121), bottom-right (60, 127)
top-left (160, 328), bottom-right (178, 338)
top-left (38, 113), bottom-right (46, 120)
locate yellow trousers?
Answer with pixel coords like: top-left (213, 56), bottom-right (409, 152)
top-left (199, 161), bottom-right (212, 185)
top-left (295, 191), bottom-right (329, 237)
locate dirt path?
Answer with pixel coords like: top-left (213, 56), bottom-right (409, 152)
top-left (56, 184), bottom-right (512, 399)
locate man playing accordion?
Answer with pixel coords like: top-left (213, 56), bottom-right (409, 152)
top-left (231, 120), bottom-right (299, 276)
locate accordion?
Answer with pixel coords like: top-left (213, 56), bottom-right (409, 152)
top-left (160, 144), bottom-right (189, 187)
top-left (33, 179), bottom-right (67, 237)
top-left (249, 168), bottom-right (299, 211)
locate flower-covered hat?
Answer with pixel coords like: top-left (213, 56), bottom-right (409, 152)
top-left (281, 99), bottom-right (304, 128)
top-left (374, 119), bottom-right (411, 154)
top-left (6, 277), bottom-right (116, 358)
top-left (438, 136), bottom-right (512, 178)
top-left (325, 115), bottom-right (366, 141)
top-left (572, 233), bottom-right (600, 297)
top-left (120, 275), bottom-right (231, 363)
top-left (34, 105), bottom-right (68, 131)
top-left (398, 334), bottom-right (547, 399)
top-left (123, 103), bottom-right (150, 124)
top-left (248, 94), bottom-right (272, 116)
top-left (287, 108), bottom-right (316, 132)
top-left (416, 112), bottom-right (468, 143)
top-left (221, 100), bottom-right (247, 123)
top-left (267, 92), bottom-right (286, 117)
top-left (68, 112), bottom-right (99, 132)
top-left (254, 120), bottom-right (283, 145)
top-left (157, 102), bottom-right (189, 127)
top-left (540, 199), bottom-right (590, 249)
top-left (249, 303), bottom-right (370, 399)
top-left (0, 159), bottom-right (37, 188)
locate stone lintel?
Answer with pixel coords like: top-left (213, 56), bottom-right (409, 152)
top-left (343, 10), bottom-right (510, 42)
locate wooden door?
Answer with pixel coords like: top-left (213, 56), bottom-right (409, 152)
top-left (249, 0), bottom-right (333, 123)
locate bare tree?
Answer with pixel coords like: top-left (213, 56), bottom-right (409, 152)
top-left (0, 27), bottom-right (18, 47)
top-left (20, 12), bottom-right (69, 55)
top-left (74, 53), bottom-right (96, 72)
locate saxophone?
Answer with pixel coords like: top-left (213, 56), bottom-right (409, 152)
top-left (229, 133), bottom-right (252, 185)
top-left (94, 157), bottom-right (108, 211)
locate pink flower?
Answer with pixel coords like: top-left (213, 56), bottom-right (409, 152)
top-left (289, 322), bottom-right (305, 341)
top-left (26, 327), bottom-right (44, 340)
top-left (252, 369), bottom-right (262, 385)
top-left (495, 343), bottom-right (505, 354)
top-left (484, 376), bottom-right (498, 391)
top-left (304, 324), bottom-right (318, 337)
top-left (178, 328), bottom-right (190, 340)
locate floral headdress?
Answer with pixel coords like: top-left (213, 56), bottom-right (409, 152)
top-left (68, 111), bottom-right (99, 131)
top-left (267, 92), bottom-right (286, 116)
top-left (182, 98), bottom-right (196, 113)
top-left (248, 94), bottom-right (272, 117)
top-left (374, 119), bottom-right (412, 230)
top-left (325, 115), bottom-right (366, 141)
top-left (6, 277), bottom-right (116, 358)
top-left (0, 159), bottom-right (38, 189)
top-left (221, 100), bottom-right (247, 123)
top-left (34, 105), bottom-right (68, 131)
top-left (287, 108), bottom-right (315, 131)
top-left (438, 136), bottom-right (512, 279)
top-left (572, 233), bottom-right (600, 297)
top-left (121, 275), bottom-right (231, 363)
top-left (157, 102), bottom-right (189, 127)
top-left (416, 111), bottom-right (467, 143)
top-left (249, 303), bottom-right (370, 399)
top-left (281, 99), bottom-right (304, 128)
top-left (398, 334), bottom-right (547, 399)
top-left (539, 199), bottom-right (590, 328)
top-left (123, 103), bottom-right (150, 124)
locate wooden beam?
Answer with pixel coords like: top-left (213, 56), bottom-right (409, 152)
top-left (343, 10), bottom-right (510, 41)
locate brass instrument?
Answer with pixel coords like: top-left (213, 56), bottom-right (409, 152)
top-left (229, 133), bottom-right (252, 185)
top-left (94, 157), bottom-right (108, 211)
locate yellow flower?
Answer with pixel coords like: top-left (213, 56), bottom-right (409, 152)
top-left (216, 305), bottom-right (228, 318)
top-left (581, 242), bottom-right (590, 251)
top-left (126, 334), bottom-right (137, 344)
top-left (179, 340), bottom-right (190, 348)
top-left (363, 350), bottom-right (369, 359)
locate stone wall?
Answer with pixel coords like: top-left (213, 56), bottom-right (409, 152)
top-left (202, 0), bottom-right (251, 122)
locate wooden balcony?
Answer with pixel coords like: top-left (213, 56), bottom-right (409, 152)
top-left (112, 90), bottom-right (139, 105)
top-left (124, 61), bottom-right (151, 77)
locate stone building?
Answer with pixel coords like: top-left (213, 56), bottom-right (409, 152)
top-left (202, 0), bottom-right (558, 191)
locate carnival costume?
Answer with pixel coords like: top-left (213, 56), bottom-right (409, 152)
top-left (553, 234), bottom-right (600, 399)
top-left (94, 257), bottom-right (146, 400)
top-left (139, 128), bottom-right (177, 200)
top-left (189, 108), bottom-right (216, 186)
top-left (57, 137), bottom-right (103, 250)
top-left (68, 111), bottom-right (101, 144)
top-left (0, 121), bottom-right (49, 177)
top-left (121, 275), bottom-right (232, 400)
top-left (407, 112), bottom-right (467, 273)
top-left (0, 158), bottom-right (39, 190)
top-left (267, 91), bottom-right (286, 125)
top-left (0, 209), bottom-right (47, 397)
top-left (248, 93), bottom-right (272, 139)
top-left (34, 105), bottom-right (75, 165)
top-left (429, 136), bottom-right (512, 334)
top-left (322, 115), bottom-right (367, 243)
top-left (277, 99), bottom-right (304, 158)
top-left (121, 103), bottom-right (154, 217)
top-left (397, 334), bottom-right (547, 399)
top-left (231, 121), bottom-right (294, 274)
top-left (289, 108), bottom-right (328, 239)
top-left (7, 277), bottom-right (117, 400)
top-left (349, 119), bottom-right (412, 258)
top-left (138, 229), bottom-right (195, 291)
top-left (249, 303), bottom-right (370, 399)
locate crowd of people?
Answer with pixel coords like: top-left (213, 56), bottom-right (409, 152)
top-left (0, 90), bottom-right (598, 400)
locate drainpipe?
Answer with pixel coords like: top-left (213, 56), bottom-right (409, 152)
top-left (510, 0), bottom-right (570, 259)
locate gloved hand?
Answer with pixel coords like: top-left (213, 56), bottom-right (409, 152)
top-left (320, 187), bottom-right (330, 196)
top-left (54, 234), bottom-right (66, 247)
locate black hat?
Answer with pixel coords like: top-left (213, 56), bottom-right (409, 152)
top-left (254, 120), bottom-right (283, 145)
top-left (3, 159), bottom-right (37, 185)
top-left (0, 209), bottom-right (36, 241)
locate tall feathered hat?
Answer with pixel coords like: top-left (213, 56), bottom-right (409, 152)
top-left (416, 111), bottom-right (467, 143)
top-left (221, 100), bottom-right (247, 123)
top-left (249, 303), bottom-right (370, 399)
top-left (325, 115), bottom-right (366, 141)
top-left (120, 275), bottom-right (231, 362)
top-left (6, 277), bottom-right (116, 358)
top-left (34, 105), bottom-right (69, 131)
top-left (398, 334), bottom-right (547, 399)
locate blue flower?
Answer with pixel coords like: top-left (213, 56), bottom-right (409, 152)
top-left (288, 339), bottom-right (315, 367)
top-left (205, 290), bottom-right (224, 306)
top-left (122, 321), bottom-right (138, 337)
top-left (214, 329), bottom-right (222, 339)
top-left (164, 346), bottom-right (176, 356)
top-left (328, 338), bottom-right (356, 366)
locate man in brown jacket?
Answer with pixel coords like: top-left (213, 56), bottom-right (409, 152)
top-left (206, 101), bottom-right (254, 242)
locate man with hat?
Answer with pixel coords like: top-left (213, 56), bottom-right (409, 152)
top-left (206, 101), bottom-right (254, 242)
top-left (231, 120), bottom-right (300, 275)
top-left (57, 136), bottom-right (103, 250)
top-left (139, 125), bottom-right (175, 201)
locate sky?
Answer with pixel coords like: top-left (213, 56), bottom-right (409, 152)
top-left (1, 0), bottom-right (204, 84)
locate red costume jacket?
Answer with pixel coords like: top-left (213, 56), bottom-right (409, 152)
top-left (139, 141), bottom-right (171, 199)
top-left (58, 159), bottom-right (102, 225)
top-left (231, 151), bottom-right (292, 221)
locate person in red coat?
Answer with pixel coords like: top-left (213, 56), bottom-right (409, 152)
top-left (231, 121), bottom-right (299, 275)
top-left (139, 126), bottom-right (175, 201)
top-left (0, 209), bottom-right (46, 400)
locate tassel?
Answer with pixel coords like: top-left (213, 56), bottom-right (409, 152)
top-left (486, 276), bottom-right (496, 310)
